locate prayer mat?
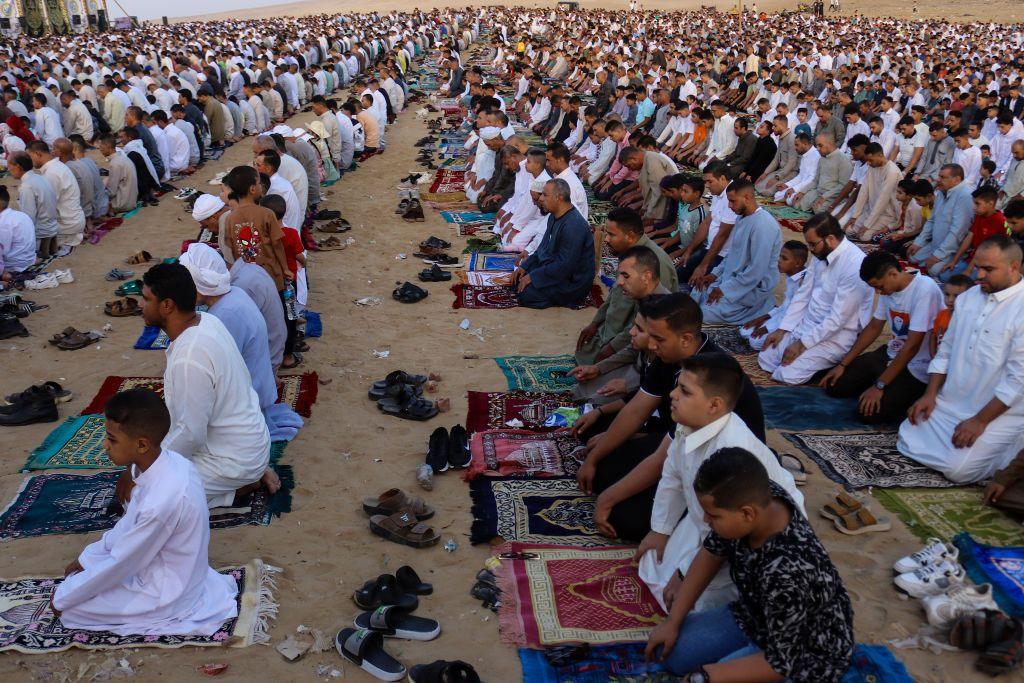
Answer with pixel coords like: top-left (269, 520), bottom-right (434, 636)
top-left (758, 387), bottom-right (878, 432)
top-left (467, 251), bottom-right (518, 272)
top-left (133, 325), bottom-right (169, 350)
top-left (456, 221), bottom-right (495, 236)
top-left (465, 391), bottom-right (576, 434)
top-left (875, 488), bottom-right (1021, 547)
top-left (421, 190), bottom-right (467, 203)
top-left (450, 284), bottom-right (604, 310)
top-left (495, 354), bottom-right (578, 392)
top-left (116, 204), bottom-right (142, 219)
top-left (0, 559), bottom-right (280, 653)
top-left (518, 644), bottom-right (672, 683)
top-left (778, 218), bottom-right (806, 233)
top-left (703, 325), bottom-right (752, 355)
top-left (455, 272), bottom-right (508, 287)
top-left (764, 205), bottom-right (811, 220)
top-left (81, 373), bottom-right (319, 418)
top-left (840, 645), bottom-right (914, 683)
top-left (470, 477), bottom-right (605, 546)
top-left (496, 543), bottom-right (664, 647)
top-left (461, 237), bottom-right (500, 254)
top-left (0, 466), bottom-right (294, 540)
top-left (954, 533), bottom-right (1024, 618)
top-left (735, 352), bottom-right (781, 387)
top-left (464, 430), bottom-right (583, 481)
top-left (782, 431), bottom-right (953, 489)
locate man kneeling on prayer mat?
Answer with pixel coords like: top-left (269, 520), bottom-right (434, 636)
top-left (503, 178), bottom-right (595, 309)
top-left (52, 388), bottom-right (237, 635)
top-left (132, 262), bottom-right (278, 507)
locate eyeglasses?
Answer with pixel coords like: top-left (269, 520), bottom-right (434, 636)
top-left (806, 238), bottom-right (824, 249)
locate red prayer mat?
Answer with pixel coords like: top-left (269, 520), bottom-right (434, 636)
top-left (465, 391), bottom-right (575, 434)
top-left (450, 284), bottom-right (604, 310)
top-left (463, 429), bottom-right (583, 481)
top-left (81, 373), bottom-right (319, 418)
top-left (496, 542), bottom-right (664, 647)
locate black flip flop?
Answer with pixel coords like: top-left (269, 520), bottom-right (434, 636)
top-left (418, 264), bottom-right (452, 282)
top-left (354, 605), bottom-right (440, 641)
top-left (372, 371), bottom-right (427, 391)
top-left (396, 565), bottom-right (433, 595)
top-left (368, 381), bottom-right (422, 402)
top-left (408, 661), bottom-right (481, 683)
top-left (379, 395), bottom-right (439, 421)
top-left (335, 628), bottom-right (406, 681)
top-left (352, 574), bottom-right (419, 611)
top-left (392, 281), bottom-right (428, 303)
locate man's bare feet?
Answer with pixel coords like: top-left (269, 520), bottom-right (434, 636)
top-left (261, 468), bottom-right (281, 495)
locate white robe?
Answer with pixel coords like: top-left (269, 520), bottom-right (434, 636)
top-left (53, 450), bottom-right (238, 635)
top-left (162, 313), bottom-right (271, 508)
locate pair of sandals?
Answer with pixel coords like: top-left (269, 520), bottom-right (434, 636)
top-left (470, 568), bottom-right (502, 612)
top-left (336, 635), bottom-right (475, 683)
top-left (3, 381), bottom-right (72, 406)
top-left (125, 251), bottom-right (152, 265)
top-left (317, 218), bottom-right (351, 233)
top-left (951, 609), bottom-right (1024, 676)
top-left (402, 199), bottom-right (426, 222)
top-left (104, 267), bottom-right (135, 281)
top-left (820, 491), bottom-right (891, 535)
top-left (393, 281), bottom-right (428, 304)
top-left (104, 297), bottom-right (141, 317)
top-left (315, 235), bottom-right (347, 250)
top-left (114, 280), bottom-right (143, 297)
top-left (49, 327), bottom-right (102, 351)
top-left (417, 264), bottom-right (451, 282)
top-left (369, 371), bottom-right (438, 421)
top-left (353, 569), bottom-right (431, 612)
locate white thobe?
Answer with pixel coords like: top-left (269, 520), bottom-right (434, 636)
top-left (268, 172), bottom-right (303, 229)
top-left (33, 106), bottom-right (63, 146)
top-left (775, 148), bottom-right (821, 202)
top-left (953, 145), bottom-right (982, 188)
top-left (52, 450), bottom-right (238, 635)
top-left (0, 207), bottom-right (37, 273)
top-left (898, 280), bottom-right (1024, 483)
top-left (639, 414), bottom-right (804, 612)
top-left (162, 123), bottom-right (191, 174)
top-left (702, 114), bottom-right (737, 163)
top-left (556, 167), bottom-right (589, 220)
top-left (162, 313), bottom-right (271, 508)
top-left (40, 158), bottom-right (85, 247)
top-left (278, 154), bottom-right (308, 215)
top-left (148, 125), bottom-right (172, 182)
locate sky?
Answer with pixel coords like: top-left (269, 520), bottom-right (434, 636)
top-left (111, 0), bottom-right (285, 20)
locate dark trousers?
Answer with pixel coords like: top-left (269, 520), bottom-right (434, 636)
top-left (592, 432), bottom-right (666, 542)
top-left (595, 179), bottom-right (633, 202)
top-left (878, 235), bottom-right (915, 259)
top-left (280, 291), bottom-right (297, 357)
top-left (823, 346), bottom-right (926, 425)
top-left (517, 282), bottom-right (590, 310)
top-left (992, 481), bottom-right (1024, 517)
top-left (676, 249), bottom-right (721, 289)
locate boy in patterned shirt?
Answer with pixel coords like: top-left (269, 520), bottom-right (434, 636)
top-left (646, 447), bottom-right (854, 683)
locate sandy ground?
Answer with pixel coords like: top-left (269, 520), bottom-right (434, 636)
top-left (0, 16), bottom-right (1012, 683)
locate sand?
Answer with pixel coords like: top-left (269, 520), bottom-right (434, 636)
top-left (0, 6), bottom-right (1011, 681)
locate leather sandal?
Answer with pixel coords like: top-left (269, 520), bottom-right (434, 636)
top-left (362, 488), bottom-right (434, 520)
top-left (369, 510), bottom-right (440, 548)
top-left (833, 507), bottom-right (891, 535)
top-left (104, 297), bottom-right (141, 317)
top-left (820, 491), bottom-right (864, 522)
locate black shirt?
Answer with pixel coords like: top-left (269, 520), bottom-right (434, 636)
top-left (638, 333), bottom-right (766, 442)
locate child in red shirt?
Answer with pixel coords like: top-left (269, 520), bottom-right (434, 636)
top-left (260, 193), bottom-right (307, 368)
top-left (930, 274), bottom-right (973, 357)
top-left (940, 185), bottom-right (1005, 282)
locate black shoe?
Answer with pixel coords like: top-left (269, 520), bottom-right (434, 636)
top-left (426, 427), bottom-right (450, 473)
top-left (315, 209), bottom-right (341, 220)
top-left (0, 398), bottom-right (58, 426)
top-left (418, 264), bottom-right (452, 282)
top-left (409, 660), bottom-right (480, 683)
top-left (419, 236), bottom-right (452, 250)
top-left (448, 425), bottom-right (470, 468)
top-left (0, 314), bottom-right (29, 340)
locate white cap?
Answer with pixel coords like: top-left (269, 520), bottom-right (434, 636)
top-left (272, 124), bottom-right (294, 136)
top-left (480, 126), bottom-right (501, 140)
top-left (191, 193), bottom-right (225, 222)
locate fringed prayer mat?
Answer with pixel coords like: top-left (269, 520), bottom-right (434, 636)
top-left (0, 466), bottom-right (294, 540)
top-left (466, 391), bottom-right (575, 434)
top-left (451, 284), bottom-right (604, 310)
top-left (782, 431), bottom-right (954, 489)
top-left (495, 354), bottom-right (578, 392)
top-left (875, 488), bottom-right (1021, 547)
top-left (133, 326), bottom-right (169, 350)
top-left (81, 373), bottom-right (319, 418)
top-left (703, 325), bottom-right (752, 355)
top-left (759, 387), bottom-right (878, 432)
top-left (496, 543), bottom-right (664, 647)
top-left (519, 643), bottom-right (672, 683)
top-left (954, 534), bottom-right (1024, 618)
top-left (440, 210), bottom-right (496, 224)
top-left (467, 251), bottom-right (518, 272)
top-left (0, 559), bottom-right (280, 653)
top-left (464, 430), bottom-right (583, 481)
top-left (470, 478), bottom-right (605, 546)
top-left (840, 645), bottom-right (914, 683)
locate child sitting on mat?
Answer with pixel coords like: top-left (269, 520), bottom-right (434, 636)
top-left (929, 274), bottom-right (973, 358)
top-left (738, 240), bottom-right (808, 351)
top-left (51, 388), bottom-right (238, 635)
top-left (645, 447), bottom-right (854, 682)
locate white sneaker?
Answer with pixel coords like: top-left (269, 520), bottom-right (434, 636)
top-left (24, 273), bottom-right (58, 289)
top-left (922, 583), bottom-right (1000, 628)
top-left (54, 269), bottom-right (74, 284)
top-left (894, 560), bottom-right (966, 598)
top-left (893, 538), bottom-right (959, 574)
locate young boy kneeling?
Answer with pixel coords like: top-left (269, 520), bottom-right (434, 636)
top-left (646, 448), bottom-right (854, 682)
top-left (51, 389), bottom-right (238, 635)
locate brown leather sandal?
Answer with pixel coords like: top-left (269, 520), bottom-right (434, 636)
top-left (362, 488), bottom-right (434, 520)
top-left (833, 507), bottom-right (891, 535)
top-left (49, 326), bottom-right (78, 346)
top-left (369, 511), bottom-right (440, 548)
top-left (820, 491), bottom-right (863, 522)
top-left (125, 250), bottom-right (153, 265)
top-left (104, 297), bottom-right (141, 317)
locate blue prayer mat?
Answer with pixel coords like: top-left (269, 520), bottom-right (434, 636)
top-left (757, 385), bottom-right (878, 431)
top-left (840, 644), bottom-right (914, 682)
top-left (469, 477), bottom-right (607, 546)
top-left (518, 644), bottom-right (671, 682)
top-left (954, 533), bottom-right (1024, 617)
top-left (440, 210), bottom-right (497, 224)
top-left (495, 355), bottom-right (577, 392)
top-left (467, 251), bottom-right (518, 272)
top-left (133, 325), bottom-right (169, 350)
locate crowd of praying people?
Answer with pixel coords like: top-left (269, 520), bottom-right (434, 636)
top-left (3, 4), bottom-right (1024, 681)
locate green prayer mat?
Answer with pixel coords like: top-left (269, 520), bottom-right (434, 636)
top-left (765, 205), bottom-right (813, 220)
top-left (496, 355), bottom-right (578, 392)
top-left (874, 487), bottom-right (1022, 547)
top-left (23, 414), bottom-right (288, 471)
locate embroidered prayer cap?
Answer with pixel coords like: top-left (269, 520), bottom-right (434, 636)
top-left (191, 194), bottom-right (225, 222)
top-left (179, 243), bottom-right (230, 297)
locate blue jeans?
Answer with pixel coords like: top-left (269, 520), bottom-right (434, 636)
top-left (937, 258), bottom-right (974, 283)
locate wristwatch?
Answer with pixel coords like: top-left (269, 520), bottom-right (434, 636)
top-left (689, 668), bottom-right (711, 683)
top-left (874, 380), bottom-right (888, 391)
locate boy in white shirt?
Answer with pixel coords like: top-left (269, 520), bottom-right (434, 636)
top-left (740, 240), bottom-right (809, 350)
top-left (51, 389), bottom-right (237, 635)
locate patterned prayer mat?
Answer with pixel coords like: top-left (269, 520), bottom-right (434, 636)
top-left (778, 218), bottom-right (807, 233)
top-left (466, 391), bottom-right (576, 434)
top-left (734, 352), bottom-right (781, 387)
top-left (764, 205), bottom-right (812, 220)
top-left (758, 386), bottom-right (878, 432)
top-left (496, 543), bottom-right (664, 647)
top-left (464, 430), bottom-right (583, 481)
top-left (954, 533), bottom-right (1024, 618)
top-left (467, 251), bottom-right (519, 272)
top-left (874, 488), bottom-right (1021, 547)
top-left (0, 559), bottom-right (279, 653)
top-left (81, 373), bottom-right (319, 418)
top-left (457, 221), bottom-right (496, 236)
top-left (0, 466), bottom-right (293, 540)
top-left (440, 210), bottom-right (496, 224)
top-left (470, 477), bottom-right (605, 546)
top-left (421, 190), bottom-right (467, 203)
top-left (133, 326), bottom-right (170, 350)
top-left (519, 644), bottom-right (672, 683)
top-left (450, 284), bottom-right (604, 310)
top-left (703, 325), bottom-right (752, 355)
top-left (455, 272), bottom-right (507, 287)
top-left (495, 354), bottom-right (578, 392)
top-left (782, 431), bottom-right (953, 489)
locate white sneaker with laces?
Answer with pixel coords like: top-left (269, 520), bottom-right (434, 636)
top-left (25, 273), bottom-right (58, 290)
top-left (54, 269), bottom-right (74, 284)
top-left (922, 583), bottom-right (1000, 628)
top-left (893, 538), bottom-right (959, 574)
top-left (894, 560), bottom-right (966, 598)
